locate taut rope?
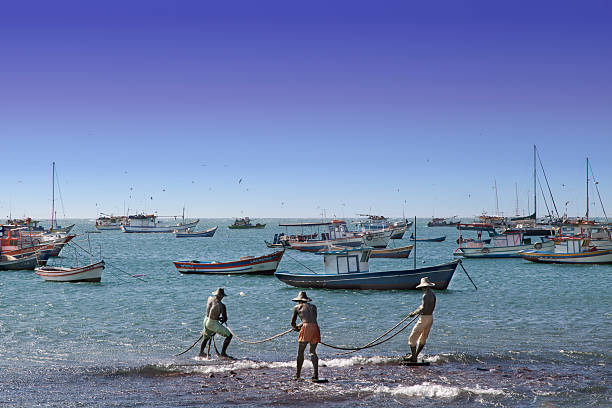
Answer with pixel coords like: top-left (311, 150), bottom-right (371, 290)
top-left (226, 326), bottom-right (295, 344)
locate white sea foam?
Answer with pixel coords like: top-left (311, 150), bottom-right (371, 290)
top-left (361, 382), bottom-right (505, 399)
top-left (322, 355), bottom-right (395, 368)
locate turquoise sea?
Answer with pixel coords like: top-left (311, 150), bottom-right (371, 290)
top-left (0, 219), bottom-right (609, 407)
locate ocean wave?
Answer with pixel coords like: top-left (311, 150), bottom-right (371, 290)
top-left (361, 382), bottom-right (505, 399)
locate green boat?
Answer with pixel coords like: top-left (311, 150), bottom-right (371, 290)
top-left (228, 217), bottom-right (266, 229)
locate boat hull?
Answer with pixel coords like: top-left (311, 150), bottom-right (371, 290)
top-left (410, 236), bottom-right (446, 242)
top-left (173, 250), bottom-right (284, 275)
top-left (519, 249), bottom-right (612, 264)
top-left (369, 245), bottom-right (413, 259)
top-left (121, 220), bottom-right (199, 233)
top-left (0, 254), bottom-right (41, 270)
top-left (175, 226), bottom-right (217, 238)
top-left (228, 224), bottom-right (266, 229)
top-left (35, 261), bottom-right (105, 282)
top-left (274, 260), bottom-right (459, 290)
top-left (455, 240), bottom-right (554, 258)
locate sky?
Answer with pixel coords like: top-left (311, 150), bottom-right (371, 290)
top-left (1, 0), bottom-right (611, 220)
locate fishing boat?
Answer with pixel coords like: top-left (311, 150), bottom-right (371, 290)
top-left (120, 213), bottom-right (199, 233)
top-left (427, 217), bottom-right (460, 227)
top-left (274, 247), bottom-right (460, 290)
top-left (368, 245), bottom-right (413, 259)
top-left (355, 214), bottom-right (408, 240)
top-left (173, 250), bottom-right (284, 275)
top-left (0, 252), bottom-right (44, 271)
top-left (174, 226), bottom-right (217, 238)
top-left (409, 234), bottom-right (446, 242)
top-left (454, 232), bottom-right (553, 258)
top-left (519, 237), bottom-right (612, 264)
top-left (95, 214), bottom-right (128, 230)
top-left (228, 217), bottom-right (266, 229)
top-left (35, 260), bottom-right (105, 282)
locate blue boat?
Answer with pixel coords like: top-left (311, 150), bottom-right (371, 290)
top-left (174, 226), bottom-right (217, 238)
top-left (274, 247), bottom-right (460, 290)
top-left (409, 234), bottom-right (446, 242)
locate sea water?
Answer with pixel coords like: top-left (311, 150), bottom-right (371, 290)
top-left (0, 219), bottom-right (609, 407)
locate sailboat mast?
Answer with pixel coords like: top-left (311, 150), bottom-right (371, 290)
top-left (533, 145), bottom-right (537, 220)
top-left (51, 161), bottom-right (55, 230)
top-left (494, 178), bottom-right (499, 215)
top-left (515, 182), bottom-right (519, 216)
top-left (586, 157), bottom-right (589, 221)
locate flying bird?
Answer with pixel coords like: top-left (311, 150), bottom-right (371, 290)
top-left (238, 178), bottom-right (242, 184)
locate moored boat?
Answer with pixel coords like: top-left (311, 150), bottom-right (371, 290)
top-left (173, 250), bottom-right (284, 275)
top-left (275, 247), bottom-right (460, 290)
top-left (519, 237), bottom-right (612, 264)
top-left (35, 260), bottom-right (105, 282)
top-left (455, 232), bottom-right (553, 258)
top-left (228, 217), bottom-right (266, 229)
top-left (0, 253), bottom-right (43, 271)
top-left (409, 234), bottom-right (446, 242)
top-left (369, 245), bottom-right (413, 259)
top-left (174, 226), bottom-right (217, 238)
top-left (121, 214), bottom-right (199, 233)
top-left (427, 217), bottom-right (460, 227)
top-left (95, 214), bottom-right (128, 230)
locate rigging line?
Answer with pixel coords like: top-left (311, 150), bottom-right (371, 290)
top-left (536, 148), bottom-right (560, 218)
top-left (537, 174), bottom-right (552, 220)
top-left (332, 314), bottom-right (419, 356)
top-left (65, 242), bottom-right (132, 283)
top-left (283, 250), bottom-right (318, 274)
top-left (68, 240), bottom-right (147, 282)
top-left (53, 165), bottom-right (67, 220)
top-left (226, 326), bottom-right (294, 344)
top-left (588, 161), bottom-right (608, 222)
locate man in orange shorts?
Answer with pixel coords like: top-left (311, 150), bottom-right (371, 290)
top-left (290, 291), bottom-right (321, 380)
top-left (407, 277), bottom-right (436, 362)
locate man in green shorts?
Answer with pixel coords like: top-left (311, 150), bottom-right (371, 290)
top-left (199, 288), bottom-right (233, 358)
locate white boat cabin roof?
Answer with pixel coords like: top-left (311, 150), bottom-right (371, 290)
top-left (317, 247), bottom-right (372, 274)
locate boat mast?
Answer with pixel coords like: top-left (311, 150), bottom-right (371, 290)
top-left (586, 157), bottom-right (589, 221)
top-left (515, 182), bottom-right (519, 216)
top-left (533, 145), bottom-right (536, 220)
top-left (51, 161), bottom-right (55, 230)
top-left (494, 178), bottom-right (499, 216)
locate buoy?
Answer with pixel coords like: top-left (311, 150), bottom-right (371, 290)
top-left (239, 291), bottom-right (246, 296)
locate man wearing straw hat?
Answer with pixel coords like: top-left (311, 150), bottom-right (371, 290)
top-left (290, 291), bottom-right (321, 380)
top-left (406, 277), bottom-right (436, 362)
top-left (199, 288), bottom-right (233, 358)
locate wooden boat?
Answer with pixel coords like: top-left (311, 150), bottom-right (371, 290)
top-left (121, 214), bottom-right (199, 233)
top-left (519, 237), bottom-right (612, 264)
top-left (173, 250), bottom-right (284, 275)
top-left (409, 234), bottom-right (446, 242)
top-left (455, 232), bottom-right (553, 258)
top-left (275, 247), bottom-right (459, 290)
top-left (35, 260), bottom-right (105, 282)
top-left (369, 245), bottom-right (413, 259)
top-left (228, 217), bottom-right (266, 229)
top-left (95, 214), bottom-right (128, 230)
top-left (174, 226), bottom-right (217, 238)
top-left (427, 217), bottom-right (460, 227)
top-left (0, 253), bottom-right (43, 271)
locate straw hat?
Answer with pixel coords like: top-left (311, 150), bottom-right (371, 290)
top-left (211, 288), bottom-right (226, 297)
top-left (416, 277), bottom-right (435, 288)
top-left (292, 291), bottom-right (312, 302)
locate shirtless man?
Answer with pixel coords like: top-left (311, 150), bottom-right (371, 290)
top-left (407, 277), bottom-right (436, 362)
top-left (199, 288), bottom-right (233, 358)
top-left (290, 291), bottom-right (321, 380)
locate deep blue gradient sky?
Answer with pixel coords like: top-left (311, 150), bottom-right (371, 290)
top-left (1, 1), bottom-right (611, 220)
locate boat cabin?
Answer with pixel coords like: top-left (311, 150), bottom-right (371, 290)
top-left (128, 214), bottom-right (157, 227)
top-left (279, 220), bottom-right (357, 242)
top-left (553, 237), bottom-right (590, 254)
top-left (319, 247), bottom-right (371, 274)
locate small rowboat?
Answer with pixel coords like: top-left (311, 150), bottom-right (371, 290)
top-left (519, 248), bottom-right (612, 264)
top-left (174, 226), bottom-right (218, 238)
top-left (409, 235), bottom-right (446, 242)
top-left (369, 245), bottom-right (413, 259)
top-left (0, 253), bottom-right (43, 271)
top-left (173, 250), bottom-right (284, 275)
top-left (35, 260), bottom-right (105, 282)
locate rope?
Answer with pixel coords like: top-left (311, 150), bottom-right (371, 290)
top-left (174, 334), bottom-right (203, 356)
top-left (283, 251), bottom-right (318, 274)
top-left (333, 314), bottom-right (419, 356)
top-left (321, 318), bottom-right (416, 351)
top-left (68, 241), bottom-right (146, 282)
top-left (458, 260), bottom-right (478, 290)
top-left (226, 326), bottom-right (294, 344)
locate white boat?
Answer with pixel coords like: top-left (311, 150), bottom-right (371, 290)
top-left (283, 220), bottom-right (367, 252)
top-left (519, 237), bottom-right (612, 264)
top-left (95, 214), bottom-right (127, 230)
top-left (454, 232), bottom-right (553, 258)
top-left (120, 214), bottom-right (199, 233)
top-left (35, 260), bottom-right (105, 282)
